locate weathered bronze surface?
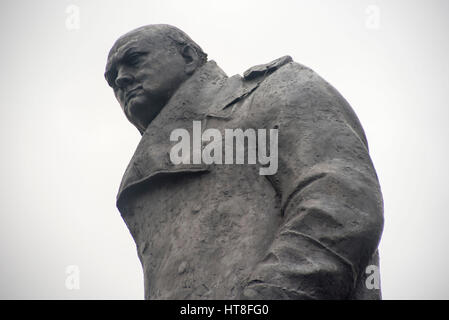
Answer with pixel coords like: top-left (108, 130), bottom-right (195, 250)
top-left (105, 24), bottom-right (384, 299)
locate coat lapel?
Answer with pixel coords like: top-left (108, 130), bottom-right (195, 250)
top-left (117, 59), bottom-right (277, 208)
top-left (117, 61), bottom-right (227, 205)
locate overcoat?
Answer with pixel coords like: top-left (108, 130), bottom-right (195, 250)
top-left (116, 56), bottom-right (384, 299)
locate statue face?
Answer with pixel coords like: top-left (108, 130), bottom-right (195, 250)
top-left (106, 35), bottom-right (189, 131)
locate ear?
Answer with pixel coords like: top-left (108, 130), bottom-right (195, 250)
top-left (181, 44), bottom-right (199, 75)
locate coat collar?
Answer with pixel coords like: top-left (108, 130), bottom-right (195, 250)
top-left (117, 57), bottom-right (293, 209)
top-left (118, 61), bottom-right (247, 207)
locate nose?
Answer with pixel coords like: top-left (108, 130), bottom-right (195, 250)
top-left (115, 67), bottom-right (134, 88)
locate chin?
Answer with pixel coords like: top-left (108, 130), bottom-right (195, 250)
top-left (128, 101), bottom-right (162, 129)
top-left (127, 98), bottom-right (148, 117)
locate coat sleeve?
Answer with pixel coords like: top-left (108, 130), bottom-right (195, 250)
top-left (242, 63), bottom-right (384, 299)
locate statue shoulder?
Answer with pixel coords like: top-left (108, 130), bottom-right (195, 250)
top-left (243, 55), bottom-right (293, 81)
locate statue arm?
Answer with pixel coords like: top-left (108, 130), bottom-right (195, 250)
top-left (242, 65), bottom-right (384, 299)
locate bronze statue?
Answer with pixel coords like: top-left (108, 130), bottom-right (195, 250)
top-left (105, 24), bottom-right (384, 299)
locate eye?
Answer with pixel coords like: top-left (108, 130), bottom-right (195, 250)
top-left (126, 53), bottom-right (143, 66)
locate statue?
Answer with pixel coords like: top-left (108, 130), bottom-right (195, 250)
top-left (104, 24), bottom-right (384, 299)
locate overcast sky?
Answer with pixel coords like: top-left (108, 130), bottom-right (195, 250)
top-left (1, 0), bottom-right (448, 299)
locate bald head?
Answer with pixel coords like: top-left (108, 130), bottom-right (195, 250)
top-left (105, 24), bottom-right (208, 133)
top-left (105, 25), bottom-right (207, 85)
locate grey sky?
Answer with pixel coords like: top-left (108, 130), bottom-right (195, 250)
top-left (1, 0), bottom-right (448, 299)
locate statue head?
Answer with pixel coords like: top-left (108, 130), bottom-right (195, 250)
top-left (105, 24), bottom-right (208, 133)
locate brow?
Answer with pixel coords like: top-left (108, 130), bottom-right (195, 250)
top-left (105, 46), bottom-right (146, 86)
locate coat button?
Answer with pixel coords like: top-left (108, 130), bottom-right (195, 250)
top-left (178, 261), bottom-right (188, 274)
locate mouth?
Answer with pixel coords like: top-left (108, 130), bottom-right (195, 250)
top-left (125, 87), bottom-right (144, 106)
